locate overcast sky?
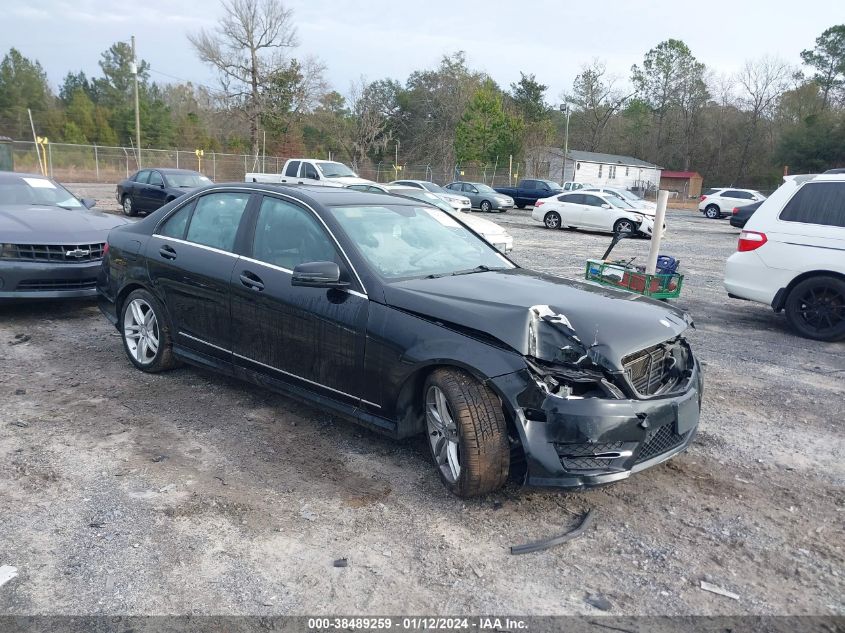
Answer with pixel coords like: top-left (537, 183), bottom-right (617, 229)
top-left (5, 0), bottom-right (843, 100)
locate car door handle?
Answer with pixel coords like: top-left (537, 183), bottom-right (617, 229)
top-left (239, 271), bottom-right (265, 291)
top-left (159, 245), bottom-right (177, 260)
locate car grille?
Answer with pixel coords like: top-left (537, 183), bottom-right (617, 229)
top-left (555, 441), bottom-right (628, 471)
top-left (622, 343), bottom-right (670, 395)
top-left (4, 243), bottom-right (105, 263)
top-left (635, 425), bottom-right (689, 464)
top-left (16, 278), bottom-right (97, 291)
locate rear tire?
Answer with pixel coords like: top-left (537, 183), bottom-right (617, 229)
top-left (704, 204), bottom-right (721, 219)
top-left (120, 289), bottom-right (178, 372)
top-left (784, 276), bottom-right (845, 341)
top-left (424, 369), bottom-right (510, 498)
top-left (516, 203), bottom-right (526, 209)
top-left (544, 211), bottom-right (562, 229)
top-left (122, 195), bottom-right (137, 217)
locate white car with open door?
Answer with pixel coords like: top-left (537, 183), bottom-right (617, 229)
top-left (724, 172), bottom-right (845, 341)
top-left (531, 191), bottom-right (657, 237)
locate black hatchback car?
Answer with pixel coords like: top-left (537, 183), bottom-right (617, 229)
top-left (97, 184), bottom-right (702, 497)
top-left (116, 168), bottom-right (211, 216)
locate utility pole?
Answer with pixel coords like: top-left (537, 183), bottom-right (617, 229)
top-left (559, 103), bottom-right (571, 184)
top-left (131, 35), bottom-right (142, 168)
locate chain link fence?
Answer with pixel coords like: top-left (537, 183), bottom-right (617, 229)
top-left (9, 140), bottom-right (523, 187)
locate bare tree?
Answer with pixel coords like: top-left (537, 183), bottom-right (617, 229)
top-left (565, 60), bottom-right (632, 151)
top-left (188, 0), bottom-right (298, 157)
top-left (735, 56), bottom-right (791, 180)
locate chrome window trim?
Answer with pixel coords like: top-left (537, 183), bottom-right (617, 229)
top-left (178, 331), bottom-right (380, 408)
top-left (151, 235), bottom-right (239, 258)
top-left (154, 186), bottom-right (368, 295)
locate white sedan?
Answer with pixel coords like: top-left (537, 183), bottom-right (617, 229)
top-left (531, 191), bottom-right (657, 237)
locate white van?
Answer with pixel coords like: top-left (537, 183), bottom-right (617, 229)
top-left (724, 172), bottom-right (845, 341)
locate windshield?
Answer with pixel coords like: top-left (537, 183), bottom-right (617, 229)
top-left (607, 196), bottom-right (635, 209)
top-left (317, 161), bottom-right (356, 178)
top-left (0, 175), bottom-right (83, 209)
top-left (166, 173), bottom-right (212, 188)
top-left (474, 184), bottom-right (497, 193)
top-left (419, 182), bottom-right (449, 194)
top-left (616, 188), bottom-right (643, 201)
top-left (329, 204), bottom-right (513, 280)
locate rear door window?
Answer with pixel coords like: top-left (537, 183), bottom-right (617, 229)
top-left (158, 202), bottom-right (195, 239)
top-left (135, 170), bottom-right (150, 184)
top-left (523, 180), bottom-right (536, 190)
top-left (284, 161), bottom-right (301, 177)
top-left (779, 182), bottom-right (845, 228)
top-left (559, 194), bottom-right (584, 204)
top-left (185, 192), bottom-right (251, 251)
top-left (722, 190), bottom-right (743, 198)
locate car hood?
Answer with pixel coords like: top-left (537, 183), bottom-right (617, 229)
top-left (0, 205), bottom-right (129, 243)
top-left (383, 268), bottom-right (692, 371)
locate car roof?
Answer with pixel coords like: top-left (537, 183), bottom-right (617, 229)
top-left (138, 168), bottom-right (202, 175)
top-left (0, 171), bottom-right (55, 182)
top-left (218, 182), bottom-right (421, 207)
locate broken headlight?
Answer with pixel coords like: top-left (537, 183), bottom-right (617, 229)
top-left (526, 358), bottom-right (622, 400)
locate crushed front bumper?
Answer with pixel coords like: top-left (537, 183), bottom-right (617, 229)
top-left (0, 260), bottom-right (101, 300)
top-left (491, 358), bottom-right (702, 488)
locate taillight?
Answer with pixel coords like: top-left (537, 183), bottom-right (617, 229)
top-left (700, 195), bottom-right (707, 201)
top-left (103, 242), bottom-right (110, 257)
top-left (732, 207), bottom-right (739, 215)
top-left (536, 200), bottom-right (545, 207)
top-left (737, 230), bottom-right (767, 252)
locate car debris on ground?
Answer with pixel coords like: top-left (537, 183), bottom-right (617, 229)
top-left (510, 509), bottom-right (594, 555)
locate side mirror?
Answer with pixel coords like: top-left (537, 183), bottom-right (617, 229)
top-left (291, 261), bottom-right (349, 289)
top-left (471, 188), bottom-right (478, 194)
top-left (81, 198), bottom-right (96, 209)
top-left (601, 203), bottom-right (611, 209)
top-left (159, 183), bottom-right (165, 189)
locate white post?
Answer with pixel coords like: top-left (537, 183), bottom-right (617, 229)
top-left (94, 144), bottom-right (99, 181)
top-left (646, 190), bottom-right (669, 275)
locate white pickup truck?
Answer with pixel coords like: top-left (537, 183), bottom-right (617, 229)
top-left (245, 158), bottom-right (374, 187)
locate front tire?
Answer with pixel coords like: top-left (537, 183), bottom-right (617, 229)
top-left (480, 200), bottom-right (492, 213)
top-left (122, 195), bottom-right (137, 217)
top-left (544, 211), bottom-right (562, 229)
top-left (704, 204), bottom-right (721, 219)
top-left (120, 289), bottom-right (178, 372)
top-left (785, 276), bottom-right (845, 341)
top-left (613, 218), bottom-right (637, 234)
top-left (424, 369), bottom-right (510, 498)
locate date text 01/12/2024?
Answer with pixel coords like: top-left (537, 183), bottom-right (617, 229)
top-left (306, 617), bottom-right (527, 630)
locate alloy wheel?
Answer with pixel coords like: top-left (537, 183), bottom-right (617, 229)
top-left (480, 201), bottom-right (491, 213)
top-left (615, 219), bottom-right (635, 233)
top-left (123, 197), bottom-right (133, 215)
top-left (123, 298), bottom-right (160, 365)
top-left (544, 212), bottom-right (561, 229)
top-left (425, 385), bottom-right (461, 483)
top-left (796, 286), bottom-right (845, 333)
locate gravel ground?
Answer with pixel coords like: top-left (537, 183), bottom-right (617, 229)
top-left (0, 184), bottom-right (842, 616)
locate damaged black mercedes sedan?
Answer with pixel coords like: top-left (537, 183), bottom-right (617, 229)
top-left (97, 183), bottom-right (702, 497)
